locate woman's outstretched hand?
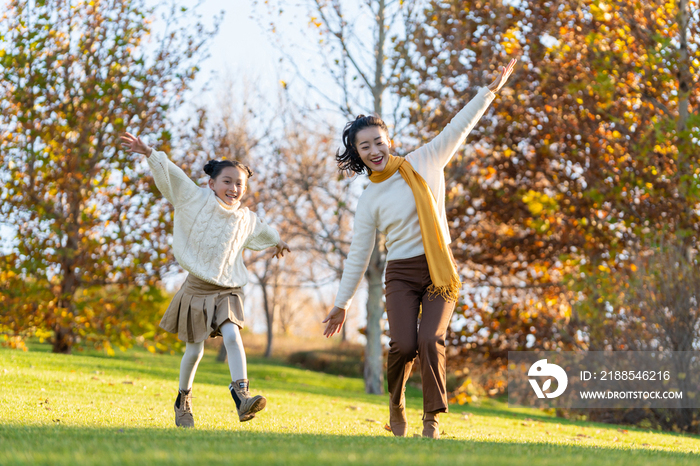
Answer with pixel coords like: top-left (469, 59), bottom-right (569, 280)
top-left (322, 306), bottom-right (347, 338)
top-left (273, 239), bottom-right (291, 259)
top-left (120, 132), bottom-right (152, 156)
top-left (486, 58), bottom-right (517, 93)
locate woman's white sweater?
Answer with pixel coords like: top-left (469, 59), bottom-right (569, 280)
top-left (334, 87), bottom-right (495, 309)
top-left (147, 150), bottom-right (280, 288)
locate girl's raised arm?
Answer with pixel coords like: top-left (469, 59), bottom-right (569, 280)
top-left (121, 132), bottom-right (200, 207)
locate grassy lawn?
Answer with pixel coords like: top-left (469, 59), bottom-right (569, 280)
top-left (1, 344), bottom-right (699, 465)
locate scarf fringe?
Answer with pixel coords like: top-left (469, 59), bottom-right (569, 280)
top-left (426, 274), bottom-right (462, 303)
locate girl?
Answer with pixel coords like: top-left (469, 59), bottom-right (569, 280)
top-left (121, 133), bottom-right (290, 428)
top-left (322, 59), bottom-right (516, 439)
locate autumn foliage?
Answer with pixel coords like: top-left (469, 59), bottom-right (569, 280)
top-left (394, 0), bottom-right (698, 365)
top-left (0, 0), bottom-right (217, 353)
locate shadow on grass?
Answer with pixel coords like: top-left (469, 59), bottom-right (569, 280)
top-left (0, 424), bottom-right (697, 466)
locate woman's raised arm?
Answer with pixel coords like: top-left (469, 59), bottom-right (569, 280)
top-left (408, 58), bottom-right (517, 171)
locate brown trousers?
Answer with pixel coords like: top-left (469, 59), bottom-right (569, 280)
top-left (385, 254), bottom-right (456, 414)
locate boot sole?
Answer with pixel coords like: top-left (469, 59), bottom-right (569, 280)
top-left (238, 397), bottom-right (266, 422)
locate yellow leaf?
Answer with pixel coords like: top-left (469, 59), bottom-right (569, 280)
top-left (529, 202), bottom-right (544, 215)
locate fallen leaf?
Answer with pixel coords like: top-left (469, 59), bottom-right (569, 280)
top-left (347, 405), bottom-right (360, 411)
top-left (576, 434), bottom-right (591, 438)
top-left (122, 381), bottom-right (134, 385)
top-left (617, 429), bottom-right (628, 434)
top-left (384, 424), bottom-right (392, 432)
top-left (613, 437), bottom-right (619, 442)
top-left (642, 443), bottom-right (651, 447)
top-left (365, 419), bottom-right (379, 424)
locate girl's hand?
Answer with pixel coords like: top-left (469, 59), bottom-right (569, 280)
top-left (120, 132), bottom-right (152, 156)
top-left (486, 58), bottom-right (517, 93)
top-left (273, 239), bottom-right (291, 259)
top-left (322, 306), bottom-right (347, 338)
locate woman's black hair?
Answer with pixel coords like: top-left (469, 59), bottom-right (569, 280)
top-left (336, 114), bottom-right (388, 175)
top-left (203, 159), bottom-right (254, 181)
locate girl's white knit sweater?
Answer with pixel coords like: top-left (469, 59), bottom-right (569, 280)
top-left (334, 87), bottom-right (495, 309)
top-left (147, 150), bottom-right (280, 288)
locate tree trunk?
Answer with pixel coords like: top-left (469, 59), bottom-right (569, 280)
top-left (360, 0), bottom-right (388, 394)
top-left (363, 231), bottom-right (385, 394)
top-left (53, 252), bottom-right (78, 354)
top-left (261, 282), bottom-right (274, 358)
top-left (676, 0), bottom-right (690, 136)
top-left (52, 324), bottom-right (74, 354)
top-left (372, 0), bottom-right (386, 118)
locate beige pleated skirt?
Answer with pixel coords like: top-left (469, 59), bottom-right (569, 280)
top-left (159, 274), bottom-right (245, 343)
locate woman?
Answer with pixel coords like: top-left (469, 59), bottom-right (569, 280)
top-left (322, 59), bottom-right (516, 438)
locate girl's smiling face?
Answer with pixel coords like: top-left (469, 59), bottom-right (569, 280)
top-left (208, 166), bottom-right (248, 205)
top-left (355, 126), bottom-right (390, 172)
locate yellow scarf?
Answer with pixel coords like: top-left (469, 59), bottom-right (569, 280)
top-left (369, 155), bottom-right (461, 302)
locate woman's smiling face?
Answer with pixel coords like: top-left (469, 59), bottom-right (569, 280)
top-left (355, 126), bottom-right (390, 172)
top-left (208, 166), bottom-right (248, 205)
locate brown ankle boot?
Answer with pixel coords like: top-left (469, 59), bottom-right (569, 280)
top-left (229, 379), bottom-right (267, 422)
top-left (422, 412), bottom-right (439, 439)
top-left (174, 389), bottom-right (194, 428)
top-left (389, 401), bottom-right (408, 437)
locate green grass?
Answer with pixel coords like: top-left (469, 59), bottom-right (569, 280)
top-left (1, 344), bottom-right (699, 465)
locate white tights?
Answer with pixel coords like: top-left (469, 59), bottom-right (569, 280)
top-left (178, 322), bottom-right (247, 391)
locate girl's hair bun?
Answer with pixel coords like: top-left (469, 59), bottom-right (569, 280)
top-left (203, 160), bottom-right (218, 177)
top-left (203, 159), bottom-right (254, 180)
